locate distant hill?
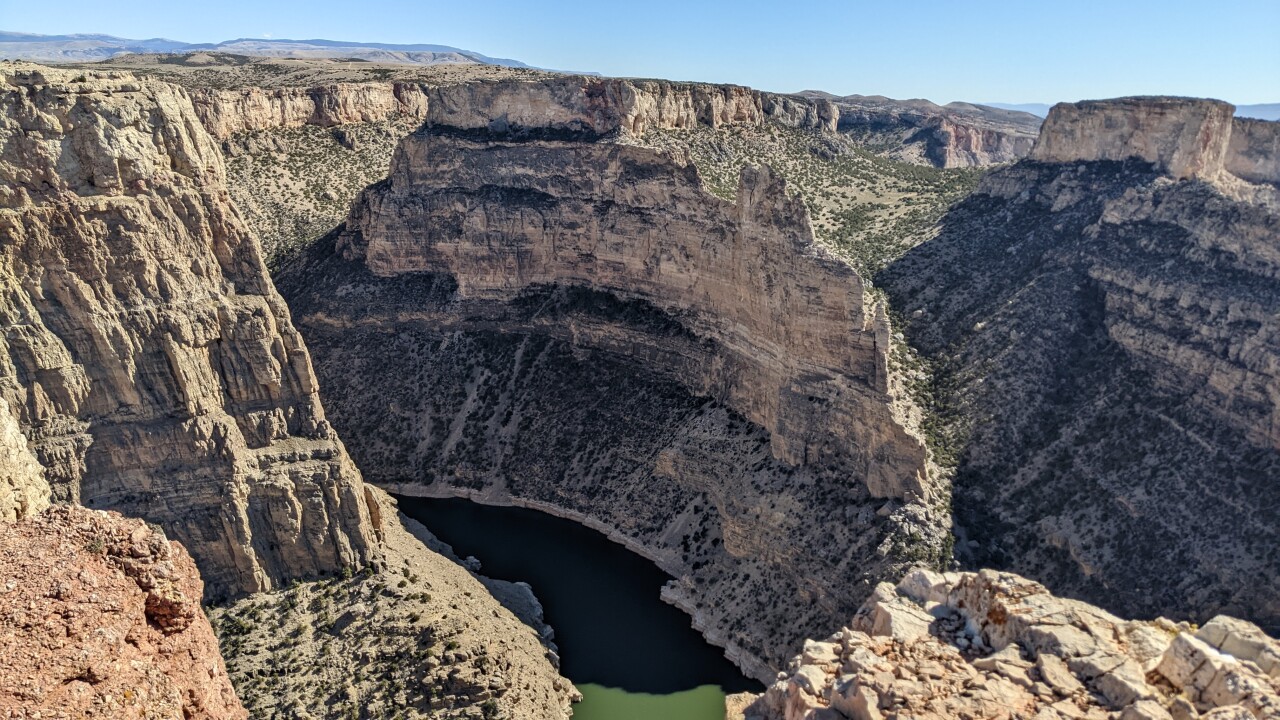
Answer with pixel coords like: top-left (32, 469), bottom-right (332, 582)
top-left (984, 102), bottom-right (1054, 117)
top-left (1236, 103), bottom-right (1280, 121)
top-left (988, 100), bottom-right (1278, 121)
top-left (0, 31), bottom-right (532, 67)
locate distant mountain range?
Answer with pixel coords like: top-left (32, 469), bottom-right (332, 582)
top-left (987, 101), bottom-right (1280, 121)
top-left (0, 31), bottom-right (533, 67)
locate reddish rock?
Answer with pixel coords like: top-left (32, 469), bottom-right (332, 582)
top-left (0, 505), bottom-right (246, 719)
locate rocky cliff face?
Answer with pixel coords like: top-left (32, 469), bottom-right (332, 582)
top-left (423, 75), bottom-right (837, 136)
top-left (879, 97), bottom-right (1280, 634)
top-left (278, 91), bottom-right (949, 679)
top-left (741, 568), bottom-right (1280, 720)
top-left (190, 81), bottom-right (431, 139)
top-left (0, 504), bottom-right (247, 719)
top-left (340, 133), bottom-right (926, 492)
top-left (0, 63), bottom-right (380, 599)
top-left (1227, 117), bottom-right (1280, 186)
top-left (1028, 97), bottom-right (1237, 180)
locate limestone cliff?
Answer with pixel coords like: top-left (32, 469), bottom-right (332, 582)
top-left (1227, 117), bottom-right (1280, 185)
top-left (0, 63), bottom-right (380, 599)
top-left (340, 133), bottom-right (926, 491)
top-left (1028, 97), bottom-right (1237, 180)
top-left (423, 75), bottom-right (837, 136)
top-left (742, 568), bottom-right (1280, 720)
top-left (879, 97), bottom-right (1280, 634)
top-left (0, 504), bottom-right (247, 719)
top-left (190, 81), bottom-right (431, 139)
top-left (278, 89), bottom-right (948, 680)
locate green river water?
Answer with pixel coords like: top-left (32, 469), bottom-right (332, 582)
top-left (395, 496), bottom-right (759, 720)
top-left (573, 684), bottom-right (727, 719)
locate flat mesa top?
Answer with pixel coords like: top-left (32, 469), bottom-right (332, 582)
top-left (42, 53), bottom-right (558, 90)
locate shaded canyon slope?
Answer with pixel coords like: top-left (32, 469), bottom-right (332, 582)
top-left (0, 62), bottom-right (381, 599)
top-left (276, 75), bottom-right (952, 681)
top-left (878, 97), bottom-right (1280, 632)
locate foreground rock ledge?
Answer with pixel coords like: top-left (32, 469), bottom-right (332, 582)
top-left (742, 569), bottom-right (1280, 720)
top-left (0, 504), bottom-right (247, 719)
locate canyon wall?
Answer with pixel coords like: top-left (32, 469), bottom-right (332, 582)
top-left (879, 97), bottom-right (1280, 634)
top-left (181, 69), bottom-right (1029, 173)
top-left (0, 63), bottom-right (380, 599)
top-left (0, 504), bottom-right (247, 719)
top-left (279, 79), bottom-right (949, 680)
top-left (190, 81), bottom-right (431, 139)
top-left (423, 75), bottom-right (838, 136)
top-left (340, 133), bottom-right (926, 491)
top-left (1030, 96), bottom-right (1280, 186)
top-left (1227, 117), bottom-right (1280, 186)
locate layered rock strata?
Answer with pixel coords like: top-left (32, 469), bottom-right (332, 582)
top-left (278, 85), bottom-right (947, 679)
top-left (0, 504), bottom-right (247, 719)
top-left (422, 75), bottom-right (837, 136)
top-left (340, 133), bottom-right (925, 490)
top-left (1030, 97), bottom-right (1243, 181)
top-left (0, 63), bottom-right (380, 598)
top-left (746, 568), bottom-right (1280, 720)
top-left (879, 98), bottom-right (1280, 632)
top-left (190, 81), bottom-right (431, 139)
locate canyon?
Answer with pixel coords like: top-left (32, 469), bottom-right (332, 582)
top-left (0, 50), bottom-right (1277, 720)
top-left (879, 97), bottom-right (1280, 633)
top-left (278, 128), bottom-right (948, 682)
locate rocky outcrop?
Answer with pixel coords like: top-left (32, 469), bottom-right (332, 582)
top-left (0, 395), bottom-right (49, 521)
top-left (279, 106), bottom-right (947, 679)
top-left (918, 114), bottom-right (1038, 168)
top-left (0, 504), bottom-right (247, 718)
top-left (190, 82), bottom-right (431, 139)
top-left (745, 568), bottom-right (1280, 720)
top-left (1029, 97), bottom-right (1237, 180)
top-left (0, 63), bottom-right (380, 598)
top-left (879, 98), bottom-right (1280, 634)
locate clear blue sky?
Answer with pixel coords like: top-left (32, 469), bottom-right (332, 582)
top-left (4, 0), bottom-right (1278, 104)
